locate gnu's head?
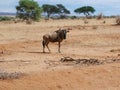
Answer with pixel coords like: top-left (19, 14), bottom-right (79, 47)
top-left (62, 29), bottom-right (67, 39)
top-left (57, 28), bottom-right (70, 39)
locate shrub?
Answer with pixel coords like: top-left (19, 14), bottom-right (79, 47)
top-left (0, 16), bottom-right (13, 21)
top-left (70, 16), bottom-right (77, 19)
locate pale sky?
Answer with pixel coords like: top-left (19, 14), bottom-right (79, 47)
top-left (0, 0), bottom-right (120, 16)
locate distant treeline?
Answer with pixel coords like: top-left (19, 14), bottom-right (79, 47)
top-left (0, 12), bottom-right (16, 16)
top-left (0, 15), bottom-right (118, 22)
top-left (47, 15), bottom-right (118, 20)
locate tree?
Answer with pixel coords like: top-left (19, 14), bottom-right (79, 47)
top-left (16, 0), bottom-right (42, 21)
top-left (74, 6), bottom-right (95, 18)
top-left (56, 4), bottom-right (70, 18)
top-left (42, 4), bottom-right (59, 18)
top-left (42, 4), bottom-right (70, 18)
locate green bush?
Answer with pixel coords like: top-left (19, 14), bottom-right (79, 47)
top-left (0, 16), bottom-right (13, 21)
top-left (16, 0), bottom-right (42, 21)
top-left (70, 16), bottom-right (77, 19)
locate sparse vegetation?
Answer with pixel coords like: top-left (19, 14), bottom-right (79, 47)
top-left (0, 17), bottom-right (120, 90)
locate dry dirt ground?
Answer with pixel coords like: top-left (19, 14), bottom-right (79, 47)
top-left (0, 18), bottom-right (120, 90)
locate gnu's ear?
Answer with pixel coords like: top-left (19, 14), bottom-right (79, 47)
top-left (67, 30), bottom-right (70, 33)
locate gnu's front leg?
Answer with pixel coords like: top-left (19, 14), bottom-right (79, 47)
top-left (58, 42), bottom-right (61, 53)
top-left (46, 45), bottom-right (51, 52)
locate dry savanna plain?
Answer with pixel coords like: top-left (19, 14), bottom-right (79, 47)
top-left (0, 18), bottom-right (120, 90)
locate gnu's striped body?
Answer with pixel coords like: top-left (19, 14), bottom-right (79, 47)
top-left (42, 29), bottom-right (68, 53)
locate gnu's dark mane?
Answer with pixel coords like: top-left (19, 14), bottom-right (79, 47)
top-left (55, 29), bottom-right (67, 40)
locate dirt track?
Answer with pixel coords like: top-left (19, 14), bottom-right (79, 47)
top-left (0, 19), bottom-right (120, 90)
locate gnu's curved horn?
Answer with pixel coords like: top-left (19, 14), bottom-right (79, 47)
top-left (67, 27), bottom-right (72, 30)
top-left (59, 28), bottom-right (62, 30)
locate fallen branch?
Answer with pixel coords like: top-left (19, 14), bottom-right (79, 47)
top-left (60, 57), bottom-right (120, 66)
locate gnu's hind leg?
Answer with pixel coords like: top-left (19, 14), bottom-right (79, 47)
top-left (58, 42), bottom-right (61, 53)
top-left (42, 41), bottom-right (46, 53)
top-left (46, 42), bottom-right (51, 52)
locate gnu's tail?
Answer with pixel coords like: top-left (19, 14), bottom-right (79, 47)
top-left (42, 40), bottom-right (45, 48)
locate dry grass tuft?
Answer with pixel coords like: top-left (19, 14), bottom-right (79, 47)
top-left (103, 20), bottom-right (106, 24)
top-left (110, 49), bottom-right (120, 52)
top-left (92, 26), bottom-right (98, 29)
top-left (84, 20), bottom-right (89, 24)
top-left (116, 17), bottom-right (120, 25)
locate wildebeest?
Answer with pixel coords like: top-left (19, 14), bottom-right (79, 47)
top-left (42, 28), bottom-right (69, 53)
